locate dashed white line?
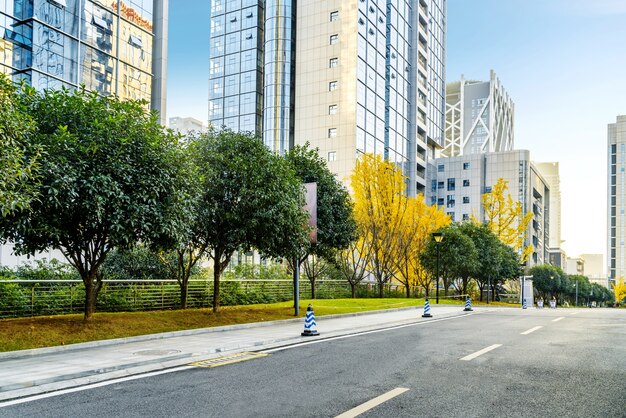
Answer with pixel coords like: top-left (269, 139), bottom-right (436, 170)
top-left (335, 387), bottom-right (410, 418)
top-left (521, 326), bottom-right (543, 335)
top-left (552, 317), bottom-right (565, 322)
top-left (460, 344), bottom-right (502, 361)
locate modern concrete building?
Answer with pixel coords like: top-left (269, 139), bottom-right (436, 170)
top-left (0, 0), bottom-right (168, 123)
top-left (169, 116), bottom-right (207, 134)
top-left (565, 256), bottom-right (584, 276)
top-left (427, 150), bottom-right (550, 266)
top-left (607, 115), bottom-right (626, 285)
top-left (443, 70), bottom-right (514, 157)
top-left (208, 0), bottom-right (446, 195)
top-left (535, 162), bottom-right (562, 260)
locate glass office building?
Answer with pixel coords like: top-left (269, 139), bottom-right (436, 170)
top-left (0, 0), bottom-right (167, 119)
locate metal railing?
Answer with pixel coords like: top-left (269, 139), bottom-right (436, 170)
top-left (0, 279), bottom-right (402, 318)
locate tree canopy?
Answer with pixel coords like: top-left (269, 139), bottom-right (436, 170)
top-left (0, 87), bottom-right (188, 320)
top-left (0, 74), bottom-right (40, 217)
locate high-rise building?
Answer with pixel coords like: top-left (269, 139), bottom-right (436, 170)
top-left (0, 0), bottom-right (168, 123)
top-left (427, 150), bottom-right (550, 266)
top-left (208, 0), bottom-right (446, 195)
top-left (535, 162), bottom-right (562, 250)
top-left (443, 70), bottom-right (514, 157)
top-left (607, 115), bottom-right (626, 284)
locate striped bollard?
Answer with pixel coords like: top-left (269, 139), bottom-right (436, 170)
top-left (523, 298), bottom-right (527, 309)
top-left (464, 297), bottom-right (473, 312)
top-left (422, 298), bottom-right (433, 318)
top-left (301, 304), bottom-right (320, 336)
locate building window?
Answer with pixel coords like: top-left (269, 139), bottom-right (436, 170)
top-left (330, 34), bottom-right (339, 45)
top-left (447, 212), bottom-right (455, 220)
top-left (463, 179), bottom-right (470, 187)
top-left (431, 196), bottom-right (437, 205)
top-left (431, 180), bottom-right (437, 192)
top-left (437, 181), bottom-right (444, 189)
top-left (463, 196), bottom-right (470, 204)
top-left (447, 195), bottom-right (455, 208)
top-left (328, 128), bottom-right (337, 138)
top-left (485, 186), bottom-right (492, 193)
top-left (463, 162), bottom-right (470, 170)
top-left (329, 58), bottom-right (338, 68)
top-left (437, 164), bottom-right (444, 172)
top-left (328, 151), bottom-right (337, 161)
top-left (329, 81), bottom-right (338, 91)
top-left (437, 198), bottom-right (444, 206)
top-left (330, 11), bottom-right (339, 21)
top-left (447, 178), bottom-right (455, 191)
top-left (462, 214), bottom-right (470, 221)
top-left (358, 17), bottom-right (365, 25)
top-left (329, 104), bottom-right (338, 115)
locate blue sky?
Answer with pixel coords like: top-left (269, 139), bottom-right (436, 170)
top-left (167, 0), bottom-right (626, 262)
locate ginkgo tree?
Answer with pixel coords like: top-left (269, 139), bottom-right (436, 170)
top-left (393, 195), bottom-right (450, 297)
top-left (482, 178), bottom-right (533, 262)
top-left (614, 277), bottom-right (626, 305)
top-left (351, 154), bottom-right (408, 297)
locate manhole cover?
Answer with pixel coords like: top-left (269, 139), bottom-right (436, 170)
top-left (133, 349), bottom-right (181, 356)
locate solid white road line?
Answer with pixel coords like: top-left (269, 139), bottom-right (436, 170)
top-left (335, 387), bottom-right (410, 418)
top-left (459, 344), bottom-right (502, 361)
top-left (0, 366), bottom-right (193, 408)
top-left (521, 326), bottom-right (543, 335)
top-left (552, 317), bottom-right (565, 322)
top-left (262, 314), bottom-right (474, 354)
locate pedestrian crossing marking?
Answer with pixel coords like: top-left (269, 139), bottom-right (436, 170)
top-left (190, 352), bottom-right (268, 368)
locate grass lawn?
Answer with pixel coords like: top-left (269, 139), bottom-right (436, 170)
top-left (0, 297), bottom-right (509, 352)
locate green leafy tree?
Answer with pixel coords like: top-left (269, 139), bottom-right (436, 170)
top-left (0, 87), bottom-right (189, 320)
top-left (420, 224), bottom-right (479, 297)
top-left (529, 264), bottom-right (566, 302)
top-left (284, 143), bottom-right (357, 297)
top-left (0, 74), bottom-right (40, 216)
top-left (195, 129), bottom-right (309, 312)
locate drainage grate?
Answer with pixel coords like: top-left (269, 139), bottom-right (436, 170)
top-left (191, 352), bottom-right (268, 368)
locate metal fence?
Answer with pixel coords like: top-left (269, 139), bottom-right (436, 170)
top-left (0, 279), bottom-right (394, 318)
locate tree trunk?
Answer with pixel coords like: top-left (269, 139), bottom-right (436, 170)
top-left (405, 283), bottom-right (411, 298)
top-left (83, 273), bottom-right (101, 321)
top-left (351, 283), bottom-right (356, 298)
top-left (462, 278), bottom-right (468, 296)
top-left (180, 279), bottom-right (189, 309)
top-left (378, 281), bottom-right (384, 298)
top-left (311, 279), bottom-right (316, 299)
top-left (213, 261), bottom-right (222, 313)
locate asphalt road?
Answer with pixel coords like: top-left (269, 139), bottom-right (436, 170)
top-left (2, 308), bottom-right (625, 418)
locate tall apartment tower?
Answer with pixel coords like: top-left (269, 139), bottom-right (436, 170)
top-left (443, 70), bottom-right (514, 157)
top-left (0, 0), bottom-right (168, 123)
top-left (209, 0), bottom-right (446, 195)
top-left (607, 115), bottom-right (626, 284)
top-left (535, 162), bottom-right (562, 249)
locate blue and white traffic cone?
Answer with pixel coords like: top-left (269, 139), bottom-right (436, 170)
top-left (301, 304), bottom-right (320, 336)
top-left (523, 298), bottom-right (527, 309)
top-left (464, 297), bottom-right (473, 312)
top-left (422, 298), bottom-right (433, 318)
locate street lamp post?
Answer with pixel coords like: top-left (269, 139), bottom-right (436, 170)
top-left (520, 262), bottom-right (527, 309)
top-left (432, 232), bottom-right (444, 304)
top-left (574, 281), bottom-right (578, 307)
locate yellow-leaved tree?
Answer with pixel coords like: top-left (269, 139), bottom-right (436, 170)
top-left (482, 178), bottom-right (533, 262)
top-left (351, 154), bottom-right (408, 297)
top-left (393, 195), bottom-right (450, 297)
top-left (614, 277), bottom-right (626, 304)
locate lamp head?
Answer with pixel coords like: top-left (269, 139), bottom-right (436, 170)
top-left (432, 232), bottom-right (444, 243)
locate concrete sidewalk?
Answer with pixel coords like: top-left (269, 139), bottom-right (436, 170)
top-left (0, 305), bottom-right (479, 402)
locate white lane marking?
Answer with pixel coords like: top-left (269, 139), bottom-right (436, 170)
top-left (521, 326), bottom-right (543, 335)
top-left (460, 344), bottom-right (502, 361)
top-left (335, 387), bottom-right (410, 418)
top-left (552, 317), bottom-right (565, 322)
top-left (0, 366), bottom-right (193, 408)
top-left (262, 314), bottom-right (475, 354)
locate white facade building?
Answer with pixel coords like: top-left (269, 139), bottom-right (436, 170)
top-left (169, 117), bottom-right (207, 134)
top-left (427, 150), bottom-right (550, 267)
top-left (607, 115), bottom-right (626, 284)
top-left (535, 162), bottom-right (562, 250)
top-left (443, 70), bottom-right (514, 157)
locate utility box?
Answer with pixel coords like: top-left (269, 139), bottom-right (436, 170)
top-left (520, 277), bottom-right (534, 307)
